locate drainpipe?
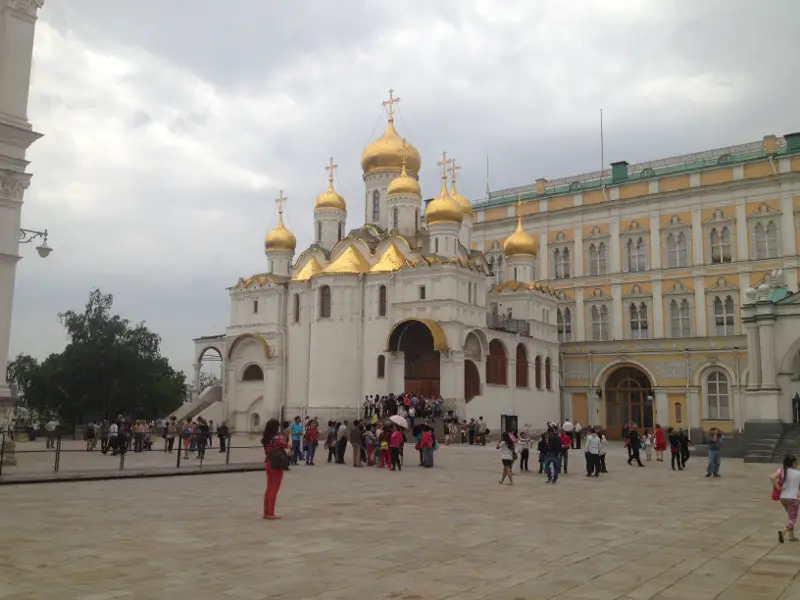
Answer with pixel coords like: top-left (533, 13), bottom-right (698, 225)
top-left (303, 286), bottom-right (312, 420)
top-left (356, 274), bottom-right (366, 419)
top-left (558, 351), bottom-right (565, 424)
top-left (733, 346), bottom-right (742, 434)
top-left (684, 349), bottom-right (691, 442)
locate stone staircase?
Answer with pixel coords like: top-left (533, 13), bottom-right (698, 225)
top-left (771, 426), bottom-right (800, 463)
top-left (743, 430), bottom-right (783, 463)
top-left (168, 384), bottom-right (222, 422)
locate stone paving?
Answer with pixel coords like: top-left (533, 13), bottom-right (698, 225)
top-left (1, 443), bottom-right (799, 600)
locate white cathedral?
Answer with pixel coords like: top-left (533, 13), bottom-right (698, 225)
top-left (185, 93), bottom-right (561, 432)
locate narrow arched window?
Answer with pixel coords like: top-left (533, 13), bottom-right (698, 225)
top-left (293, 293), bottom-right (300, 323)
top-left (515, 344), bottom-right (528, 387)
top-left (338, 222), bottom-right (343, 241)
top-left (378, 285), bottom-right (387, 317)
top-left (372, 190), bottom-right (380, 221)
top-left (393, 207), bottom-right (399, 230)
top-left (545, 357), bottom-right (552, 390)
top-left (377, 355), bottom-right (386, 378)
top-left (319, 285), bottom-right (331, 319)
top-left (534, 355), bottom-right (542, 389)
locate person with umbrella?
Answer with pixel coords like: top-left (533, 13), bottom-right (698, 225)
top-left (388, 415), bottom-right (407, 471)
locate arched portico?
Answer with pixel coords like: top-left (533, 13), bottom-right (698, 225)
top-left (603, 365), bottom-right (654, 439)
top-left (386, 319), bottom-right (447, 398)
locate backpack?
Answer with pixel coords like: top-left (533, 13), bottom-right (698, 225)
top-left (268, 443), bottom-right (289, 470)
top-left (773, 469), bottom-right (784, 501)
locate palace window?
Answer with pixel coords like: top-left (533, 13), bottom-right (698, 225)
top-left (669, 298), bottom-right (691, 338)
top-left (553, 248), bottom-right (571, 279)
top-left (557, 307), bottom-right (572, 342)
top-left (706, 370), bottom-right (730, 419)
top-left (629, 302), bottom-right (649, 340)
top-left (372, 190), bottom-right (380, 221)
top-left (590, 305), bottom-right (609, 341)
top-left (516, 344), bottom-right (528, 388)
top-left (545, 357), bottom-right (552, 390)
top-left (710, 227), bottom-right (732, 264)
top-left (377, 355), bottom-right (386, 378)
top-left (666, 232), bottom-right (688, 268)
top-left (588, 242), bottom-right (607, 276)
top-left (378, 285), bottom-right (387, 317)
top-left (319, 285), bottom-right (331, 319)
top-left (534, 355), bottom-right (542, 389)
top-left (293, 293), bottom-right (300, 323)
top-left (486, 339), bottom-right (507, 386)
top-left (627, 237), bottom-right (647, 272)
top-left (713, 295), bottom-right (735, 336)
top-left (754, 221), bottom-right (779, 259)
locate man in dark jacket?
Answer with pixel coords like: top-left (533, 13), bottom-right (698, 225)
top-left (545, 428), bottom-right (563, 483)
top-left (217, 421), bottom-right (229, 453)
top-left (627, 425), bottom-right (644, 467)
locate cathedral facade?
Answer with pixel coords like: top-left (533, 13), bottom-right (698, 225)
top-left (189, 94), bottom-right (561, 432)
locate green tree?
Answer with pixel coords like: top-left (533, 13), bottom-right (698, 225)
top-left (9, 289), bottom-right (186, 424)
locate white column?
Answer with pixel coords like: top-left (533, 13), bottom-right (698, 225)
top-left (654, 390), bottom-right (669, 427)
top-left (609, 217), bottom-right (620, 273)
top-left (744, 321), bottom-right (761, 389)
top-left (573, 227), bottom-right (583, 278)
top-left (649, 215), bottom-right (661, 270)
top-left (781, 194), bottom-right (796, 257)
top-left (575, 288), bottom-right (585, 342)
top-left (612, 284), bottom-right (623, 340)
top-left (758, 318), bottom-right (778, 388)
top-left (735, 201), bottom-right (748, 260)
top-left (652, 280), bottom-right (664, 338)
top-left (193, 362), bottom-right (201, 391)
top-left (687, 389), bottom-right (701, 436)
top-left (691, 208), bottom-right (703, 265)
top-left (693, 277), bottom-right (706, 336)
top-left (539, 233), bottom-right (547, 280)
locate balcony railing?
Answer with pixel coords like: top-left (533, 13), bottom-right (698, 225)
top-left (487, 313), bottom-right (530, 336)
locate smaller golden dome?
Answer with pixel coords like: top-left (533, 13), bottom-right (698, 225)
top-left (504, 212), bottom-right (537, 257)
top-left (315, 179), bottom-right (346, 211)
top-left (450, 180), bottom-right (473, 218)
top-left (265, 211), bottom-right (296, 253)
top-left (426, 175), bottom-right (463, 225)
top-left (387, 161), bottom-right (421, 197)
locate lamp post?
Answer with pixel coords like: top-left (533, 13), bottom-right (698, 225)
top-left (19, 228), bottom-right (52, 258)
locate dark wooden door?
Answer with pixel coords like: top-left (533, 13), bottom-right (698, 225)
top-left (465, 360), bottom-right (480, 401)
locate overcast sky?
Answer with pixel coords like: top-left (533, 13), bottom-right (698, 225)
top-left (11, 0), bottom-right (799, 378)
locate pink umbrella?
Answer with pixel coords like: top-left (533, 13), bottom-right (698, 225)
top-left (389, 415), bottom-right (408, 429)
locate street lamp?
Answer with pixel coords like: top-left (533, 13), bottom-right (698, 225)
top-left (19, 228), bottom-right (52, 258)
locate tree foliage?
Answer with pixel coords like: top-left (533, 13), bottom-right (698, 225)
top-left (6, 289), bottom-right (186, 424)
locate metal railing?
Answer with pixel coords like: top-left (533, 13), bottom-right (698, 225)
top-left (486, 313), bottom-right (531, 336)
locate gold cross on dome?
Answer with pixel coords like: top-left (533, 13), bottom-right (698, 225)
top-left (276, 190), bottom-right (287, 215)
top-left (383, 89), bottom-right (401, 120)
top-left (516, 193), bottom-right (524, 217)
top-left (325, 157), bottom-right (338, 184)
top-left (447, 158), bottom-right (461, 183)
top-left (437, 150), bottom-right (448, 179)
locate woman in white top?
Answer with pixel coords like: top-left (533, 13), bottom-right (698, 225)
top-left (772, 453), bottom-right (800, 543)
top-left (496, 431), bottom-right (515, 486)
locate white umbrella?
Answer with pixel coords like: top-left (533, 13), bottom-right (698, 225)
top-left (389, 415), bottom-right (408, 429)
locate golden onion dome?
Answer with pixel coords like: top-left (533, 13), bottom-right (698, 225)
top-left (265, 211), bottom-right (296, 253)
top-left (503, 211), bottom-right (537, 257)
top-left (315, 179), bottom-right (346, 211)
top-left (450, 179), bottom-right (473, 217)
top-left (361, 118), bottom-right (421, 176)
top-left (426, 175), bottom-right (463, 225)
top-left (387, 161), bottom-right (421, 197)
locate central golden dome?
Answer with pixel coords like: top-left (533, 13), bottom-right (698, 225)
top-left (387, 161), bottom-right (421, 197)
top-left (361, 118), bottom-right (421, 177)
top-left (426, 174), bottom-right (463, 225)
top-left (504, 209), bottom-right (537, 257)
top-left (265, 211), bottom-right (296, 253)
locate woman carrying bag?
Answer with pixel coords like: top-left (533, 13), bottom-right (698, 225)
top-left (772, 453), bottom-right (800, 543)
top-left (262, 419), bottom-right (290, 520)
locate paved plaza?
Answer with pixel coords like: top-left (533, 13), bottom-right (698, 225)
top-left (1, 443), bottom-right (800, 600)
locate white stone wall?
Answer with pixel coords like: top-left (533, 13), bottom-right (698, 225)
top-left (314, 207), bottom-right (346, 251)
top-left (364, 171), bottom-right (399, 229)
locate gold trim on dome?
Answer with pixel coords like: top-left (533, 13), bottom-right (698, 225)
top-left (370, 243), bottom-right (407, 273)
top-left (293, 257), bottom-right (324, 281)
top-left (324, 246), bottom-right (370, 275)
top-left (385, 318), bottom-right (450, 352)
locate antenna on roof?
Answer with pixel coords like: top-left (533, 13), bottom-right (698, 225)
top-left (600, 108), bottom-right (605, 180)
top-left (485, 155), bottom-right (490, 199)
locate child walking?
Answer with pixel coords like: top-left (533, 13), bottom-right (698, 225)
top-left (643, 429), bottom-right (653, 462)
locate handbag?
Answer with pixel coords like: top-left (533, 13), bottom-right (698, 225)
top-left (772, 469), bottom-right (784, 501)
top-left (268, 446), bottom-right (289, 470)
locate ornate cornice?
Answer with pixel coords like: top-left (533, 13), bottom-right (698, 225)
top-left (0, 170), bottom-right (31, 203)
top-left (5, 0), bottom-right (44, 18)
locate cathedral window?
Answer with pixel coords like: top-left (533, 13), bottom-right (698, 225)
top-left (418, 285), bottom-right (426, 300)
top-left (338, 222), bottom-right (343, 242)
top-left (415, 209), bottom-right (419, 233)
top-left (293, 294), bottom-right (300, 323)
top-left (319, 285), bottom-right (332, 319)
top-left (669, 298), bottom-right (691, 338)
top-left (516, 344), bottom-right (528, 388)
top-left (486, 339), bottom-right (507, 386)
top-left (590, 305), bottom-right (609, 341)
top-left (534, 355), bottom-right (542, 389)
top-left (629, 302), bottom-right (649, 339)
top-left (242, 364), bottom-right (264, 381)
top-left (378, 285), bottom-right (387, 317)
top-left (666, 232), bottom-right (688, 268)
top-left (435, 238), bottom-right (439, 254)
top-left (710, 227), bottom-right (732, 264)
top-left (557, 308), bottom-right (572, 342)
top-left (317, 222), bottom-right (322, 243)
top-left (253, 300), bottom-right (259, 314)
top-left (545, 357), bottom-right (552, 390)
top-left (712, 295), bottom-right (735, 336)
top-left (372, 190), bottom-right (380, 221)
top-left (392, 207), bottom-right (399, 230)
top-left (377, 355), bottom-right (386, 379)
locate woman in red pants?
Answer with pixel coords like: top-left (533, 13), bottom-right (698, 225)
top-left (262, 419), bottom-right (289, 520)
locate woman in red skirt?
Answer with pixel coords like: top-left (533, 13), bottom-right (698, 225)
top-left (262, 419), bottom-right (289, 519)
top-left (654, 424), bottom-right (667, 462)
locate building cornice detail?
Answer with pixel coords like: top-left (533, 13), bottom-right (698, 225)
top-left (0, 170), bottom-right (31, 203)
top-left (5, 0), bottom-right (44, 19)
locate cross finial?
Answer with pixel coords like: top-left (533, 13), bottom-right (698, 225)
top-left (515, 194), bottom-right (524, 225)
top-left (437, 150), bottom-right (448, 180)
top-left (447, 158), bottom-right (461, 184)
top-left (383, 89), bottom-right (401, 121)
top-left (276, 190), bottom-right (287, 224)
top-left (325, 157), bottom-right (338, 186)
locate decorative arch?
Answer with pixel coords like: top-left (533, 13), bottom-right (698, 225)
top-left (592, 358), bottom-right (659, 389)
top-left (241, 363), bottom-right (265, 382)
top-left (534, 355), bottom-right (542, 389)
top-left (545, 357), bottom-right (552, 390)
top-left (462, 328), bottom-right (489, 360)
top-left (197, 345), bottom-right (223, 363)
top-left (386, 319), bottom-right (449, 352)
top-left (228, 333), bottom-right (270, 360)
top-left (691, 359), bottom-right (737, 388)
top-left (487, 339), bottom-right (508, 385)
top-left (779, 337), bottom-right (800, 377)
top-left (465, 359), bottom-right (481, 401)
top-left (516, 344), bottom-right (529, 388)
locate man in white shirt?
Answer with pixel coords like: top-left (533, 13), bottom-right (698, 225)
top-left (584, 428), bottom-right (601, 477)
top-left (44, 419), bottom-right (58, 449)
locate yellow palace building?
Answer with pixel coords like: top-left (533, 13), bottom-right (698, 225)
top-left (472, 133), bottom-right (800, 441)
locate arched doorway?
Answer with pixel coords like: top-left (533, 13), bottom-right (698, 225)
top-left (465, 360), bottom-right (480, 401)
top-left (387, 320), bottom-right (443, 398)
top-left (604, 366), bottom-right (654, 439)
